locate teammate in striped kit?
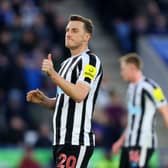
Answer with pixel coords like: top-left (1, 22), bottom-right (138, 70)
top-left (27, 15), bottom-right (103, 168)
top-left (112, 53), bottom-right (168, 168)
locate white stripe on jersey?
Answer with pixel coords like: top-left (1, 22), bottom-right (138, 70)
top-left (53, 95), bottom-right (61, 145)
top-left (71, 102), bottom-right (84, 144)
top-left (59, 95), bottom-right (69, 144)
top-left (76, 146), bottom-right (87, 168)
top-left (139, 147), bottom-right (147, 167)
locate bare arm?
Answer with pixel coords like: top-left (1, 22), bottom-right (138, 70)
top-left (116, 130), bottom-right (126, 146)
top-left (26, 89), bottom-right (56, 109)
top-left (158, 104), bottom-right (168, 128)
top-left (49, 72), bottom-right (89, 103)
top-left (112, 130), bottom-right (126, 154)
top-left (41, 97), bottom-right (56, 109)
top-left (42, 54), bottom-right (90, 103)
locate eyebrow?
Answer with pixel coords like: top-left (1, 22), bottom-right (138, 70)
top-left (66, 27), bottom-right (79, 32)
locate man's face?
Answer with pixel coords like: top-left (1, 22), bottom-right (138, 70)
top-left (65, 21), bottom-right (90, 50)
top-left (120, 62), bottom-right (133, 81)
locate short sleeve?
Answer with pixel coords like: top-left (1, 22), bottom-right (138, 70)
top-left (77, 53), bottom-right (101, 87)
top-left (146, 85), bottom-right (167, 108)
top-left (152, 87), bottom-right (167, 108)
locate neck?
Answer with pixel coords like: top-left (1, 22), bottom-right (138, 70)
top-left (70, 45), bottom-right (88, 56)
top-left (131, 71), bottom-right (143, 84)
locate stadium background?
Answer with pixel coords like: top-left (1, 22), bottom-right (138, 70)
top-left (0, 0), bottom-right (168, 167)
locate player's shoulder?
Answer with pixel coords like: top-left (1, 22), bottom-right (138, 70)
top-left (142, 77), bottom-right (160, 91)
top-left (81, 50), bottom-right (100, 62)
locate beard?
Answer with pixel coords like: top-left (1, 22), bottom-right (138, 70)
top-left (65, 40), bottom-right (83, 50)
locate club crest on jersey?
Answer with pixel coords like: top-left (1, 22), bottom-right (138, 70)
top-left (153, 88), bottom-right (164, 102)
top-left (83, 64), bottom-right (96, 80)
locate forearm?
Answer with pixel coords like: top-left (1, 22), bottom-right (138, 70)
top-left (41, 97), bottom-right (56, 109)
top-left (50, 71), bottom-right (88, 102)
top-left (159, 104), bottom-right (168, 128)
top-left (163, 113), bottom-right (168, 128)
top-left (118, 130), bottom-right (126, 146)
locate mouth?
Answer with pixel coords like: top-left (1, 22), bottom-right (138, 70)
top-left (66, 38), bottom-right (73, 41)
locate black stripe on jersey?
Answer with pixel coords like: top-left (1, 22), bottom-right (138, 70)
top-left (79, 96), bottom-right (87, 145)
top-left (89, 132), bottom-right (94, 146)
top-left (135, 89), bottom-right (146, 146)
top-left (92, 71), bottom-right (103, 113)
top-left (144, 78), bottom-right (157, 89)
top-left (63, 56), bottom-right (79, 78)
top-left (128, 85), bottom-right (137, 146)
top-left (84, 52), bottom-right (96, 83)
top-left (133, 85), bottom-right (138, 106)
top-left (145, 89), bottom-right (155, 104)
top-left (56, 95), bottom-right (64, 144)
top-left (77, 59), bottom-right (82, 74)
top-left (129, 114), bottom-right (135, 146)
top-left (87, 51), bottom-right (96, 67)
top-left (80, 146), bottom-right (94, 167)
top-left (97, 63), bottom-right (103, 76)
top-left (65, 67), bottom-right (78, 143)
top-left (59, 59), bottom-right (70, 75)
top-left (65, 98), bottom-right (76, 143)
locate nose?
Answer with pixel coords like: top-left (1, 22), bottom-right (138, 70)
top-left (66, 30), bottom-right (71, 37)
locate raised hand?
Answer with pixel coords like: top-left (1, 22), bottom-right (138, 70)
top-left (42, 53), bottom-right (55, 76)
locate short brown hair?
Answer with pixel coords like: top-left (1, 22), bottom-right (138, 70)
top-left (68, 14), bottom-right (94, 34)
top-left (119, 53), bottom-right (143, 70)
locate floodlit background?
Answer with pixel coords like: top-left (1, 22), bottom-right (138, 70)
top-left (0, 0), bottom-right (168, 167)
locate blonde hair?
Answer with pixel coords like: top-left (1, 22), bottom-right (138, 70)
top-left (119, 53), bottom-right (143, 70)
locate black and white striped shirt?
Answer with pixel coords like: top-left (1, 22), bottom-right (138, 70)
top-left (53, 49), bottom-right (103, 146)
top-left (124, 76), bottom-right (167, 149)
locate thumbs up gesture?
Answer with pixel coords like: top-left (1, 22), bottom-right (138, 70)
top-left (42, 53), bottom-right (54, 76)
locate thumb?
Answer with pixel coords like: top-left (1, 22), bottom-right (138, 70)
top-left (48, 53), bottom-right (52, 61)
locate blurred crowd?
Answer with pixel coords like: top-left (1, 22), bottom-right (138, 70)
top-left (0, 0), bottom-right (70, 149)
top-left (85, 0), bottom-right (168, 53)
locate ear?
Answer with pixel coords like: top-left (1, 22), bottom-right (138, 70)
top-left (130, 64), bottom-right (137, 71)
top-left (84, 33), bottom-right (91, 42)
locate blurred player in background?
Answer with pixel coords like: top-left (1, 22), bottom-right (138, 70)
top-left (27, 14), bottom-right (103, 168)
top-left (112, 53), bottom-right (168, 168)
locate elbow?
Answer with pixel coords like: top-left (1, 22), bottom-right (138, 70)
top-left (74, 94), bottom-right (87, 103)
top-left (75, 97), bottom-right (85, 103)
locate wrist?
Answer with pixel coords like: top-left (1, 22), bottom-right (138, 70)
top-left (50, 70), bottom-right (60, 86)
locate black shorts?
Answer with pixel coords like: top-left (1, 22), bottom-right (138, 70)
top-left (119, 147), bottom-right (154, 168)
top-left (53, 144), bottom-right (94, 168)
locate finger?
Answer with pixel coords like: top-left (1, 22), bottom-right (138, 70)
top-left (26, 94), bottom-right (31, 101)
top-left (42, 66), bottom-right (48, 73)
top-left (27, 90), bottom-right (38, 94)
top-left (48, 53), bottom-right (52, 61)
top-left (42, 60), bottom-right (50, 67)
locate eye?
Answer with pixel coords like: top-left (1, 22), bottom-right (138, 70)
top-left (72, 28), bottom-right (79, 33)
